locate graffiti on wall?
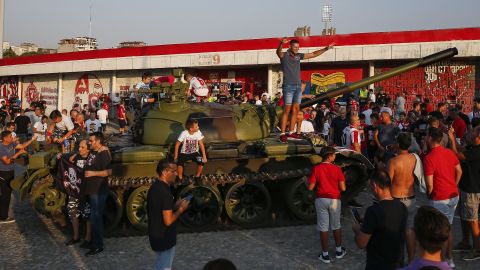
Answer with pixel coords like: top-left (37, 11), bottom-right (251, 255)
top-left (0, 77), bottom-right (18, 98)
top-left (75, 73), bottom-right (104, 108)
top-left (375, 62), bottom-right (476, 112)
top-left (307, 72), bottom-right (346, 95)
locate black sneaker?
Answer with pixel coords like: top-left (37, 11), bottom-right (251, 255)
top-left (85, 248), bottom-right (104, 257)
top-left (80, 241), bottom-right (92, 249)
top-left (463, 250), bottom-right (480, 261)
top-left (336, 247), bottom-right (347, 259)
top-left (318, 253), bottom-right (331, 264)
top-left (65, 238), bottom-right (80, 246)
top-left (453, 241), bottom-right (472, 252)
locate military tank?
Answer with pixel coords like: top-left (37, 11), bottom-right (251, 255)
top-left (13, 47), bottom-right (458, 233)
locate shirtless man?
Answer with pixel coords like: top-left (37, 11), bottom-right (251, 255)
top-left (387, 132), bottom-right (417, 263)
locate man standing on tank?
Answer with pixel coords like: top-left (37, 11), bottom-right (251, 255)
top-left (276, 38), bottom-right (334, 143)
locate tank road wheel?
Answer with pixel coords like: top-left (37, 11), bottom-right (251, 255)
top-left (224, 181), bottom-right (271, 227)
top-left (285, 178), bottom-right (316, 221)
top-left (126, 185), bottom-right (150, 232)
top-left (30, 174), bottom-right (66, 216)
top-left (335, 160), bottom-right (367, 202)
top-left (104, 190), bottom-right (123, 233)
top-left (178, 184), bottom-right (223, 228)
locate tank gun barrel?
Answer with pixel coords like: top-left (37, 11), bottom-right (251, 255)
top-left (299, 47), bottom-right (458, 109)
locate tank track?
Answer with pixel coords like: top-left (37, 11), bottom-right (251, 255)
top-left (107, 168), bottom-right (311, 188)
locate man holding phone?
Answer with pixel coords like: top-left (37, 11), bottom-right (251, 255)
top-left (148, 160), bottom-right (189, 270)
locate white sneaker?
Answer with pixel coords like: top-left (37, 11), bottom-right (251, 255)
top-left (0, 218), bottom-right (15, 224)
top-left (446, 258), bottom-right (455, 269)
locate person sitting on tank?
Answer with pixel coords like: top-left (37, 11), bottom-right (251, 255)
top-left (47, 110), bottom-right (76, 153)
top-left (293, 110), bottom-right (315, 134)
top-left (174, 118), bottom-right (207, 182)
top-left (63, 139), bottom-right (93, 249)
top-left (184, 73), bottom-right (209, 103)
top-left (133, 72), bottom-right (155, 109)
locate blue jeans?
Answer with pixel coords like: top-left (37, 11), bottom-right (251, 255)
top-left (89, 194), bottom-right (107, 249)
top-left (154, 246), bottom-right (175, 270)
top-left (431, 196), bottom-right (459, 224)
top-left (282, 84), bottom-right (302, 105)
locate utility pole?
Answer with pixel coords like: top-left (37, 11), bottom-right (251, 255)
top-left (0, 0), bottom-right (4, 59)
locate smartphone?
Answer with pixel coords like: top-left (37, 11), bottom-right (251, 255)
top-left (184, 194), bottom-right (193, 201)
top-left (351, 207), bottom-right (362, 223)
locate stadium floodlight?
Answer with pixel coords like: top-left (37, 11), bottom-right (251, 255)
top-left (322, 4), bottom-right (333, 35)
top-left (322, 4), bottom-right (333, 23)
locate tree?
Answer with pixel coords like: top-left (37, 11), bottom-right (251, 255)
top-left (3, 48), bottom-right (17, 58)
top-left (21, 51), bottom-right (43, 57)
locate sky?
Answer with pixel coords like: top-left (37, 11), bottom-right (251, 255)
top-left (4, 0), bottom-right (480, 49)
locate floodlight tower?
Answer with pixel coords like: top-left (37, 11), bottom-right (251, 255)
top-left (322, 4), bottom-right (333, 35)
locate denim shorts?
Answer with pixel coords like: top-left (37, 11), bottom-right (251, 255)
top-left (282, 84), bottom-right (302, 105)
top-left (431, 196), bottom-right (459, 224)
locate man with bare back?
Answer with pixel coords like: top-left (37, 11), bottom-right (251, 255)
top-left (387, 132), bottom-right (418, 263)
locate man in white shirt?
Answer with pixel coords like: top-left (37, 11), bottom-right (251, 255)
top-left (47, 110), bottom-right (75, 144)
top-left (96, 108), bottom-right (108, 132)
top-left (86, 112), bottom-right (102, 133)
top-left (368, 89), bottom-right (376, 103)
top-left (363, 103), bottom-right (374, 125)
top-left (184, 73), bottom-right (209, 102)
top-left (33, 115), bottom-right (48, 151)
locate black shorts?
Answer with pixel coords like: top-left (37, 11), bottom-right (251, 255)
top-left (177, 152), bottom-right (204, 166)
top-left (119, 119), bottom-right (127, 128)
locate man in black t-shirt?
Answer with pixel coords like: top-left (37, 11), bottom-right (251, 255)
top-left (329, 108), bottom-right (349, 146)
top-left (84, 132), bottom-right (111, 256)
top-left (148, 160), bottom-right (189, 270)
top-left (14, 109), bottom-right (31, 143)
top-left (449, 126), bottom-right (480, 260)
top-left (352, 170), bottom-right (407, 270)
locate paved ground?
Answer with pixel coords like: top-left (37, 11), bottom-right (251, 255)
top-left (1, 190), bottom-right (480, 270)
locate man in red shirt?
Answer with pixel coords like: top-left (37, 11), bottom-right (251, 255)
top-left (448, 107), bottom-right (466, 142)
top-left (308, 146), bottom-right (347, 263)
top-left (117, 101), bottom-right (127, 134)
top-left (424, 127), bottom-right (462, 268)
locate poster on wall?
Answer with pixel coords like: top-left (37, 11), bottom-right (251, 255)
top-left (22, 75), bottom-right (58, 113)
top-left (374, 61), bottom-right (477, 112)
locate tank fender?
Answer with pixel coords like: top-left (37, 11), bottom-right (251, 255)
top-left (19, 168), bottom-right (51, 201)
top-left (334, 147), bottom-right (374, 170)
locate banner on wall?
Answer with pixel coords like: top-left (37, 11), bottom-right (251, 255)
top-left (374, 61), bottom-right (476, 112)
top-left (22, 76), bottom-right (58, 113)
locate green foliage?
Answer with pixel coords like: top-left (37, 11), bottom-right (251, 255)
top-left (3, 47), bottom-right (17, 58)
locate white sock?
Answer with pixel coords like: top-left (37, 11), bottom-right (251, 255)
top-left (336, 246), bottom-right (343, 252)
top-left (322, 251), bottom-right (329, 257)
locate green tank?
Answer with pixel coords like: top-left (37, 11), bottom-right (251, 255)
top-left (13, 48), bottom-right (458, 233)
